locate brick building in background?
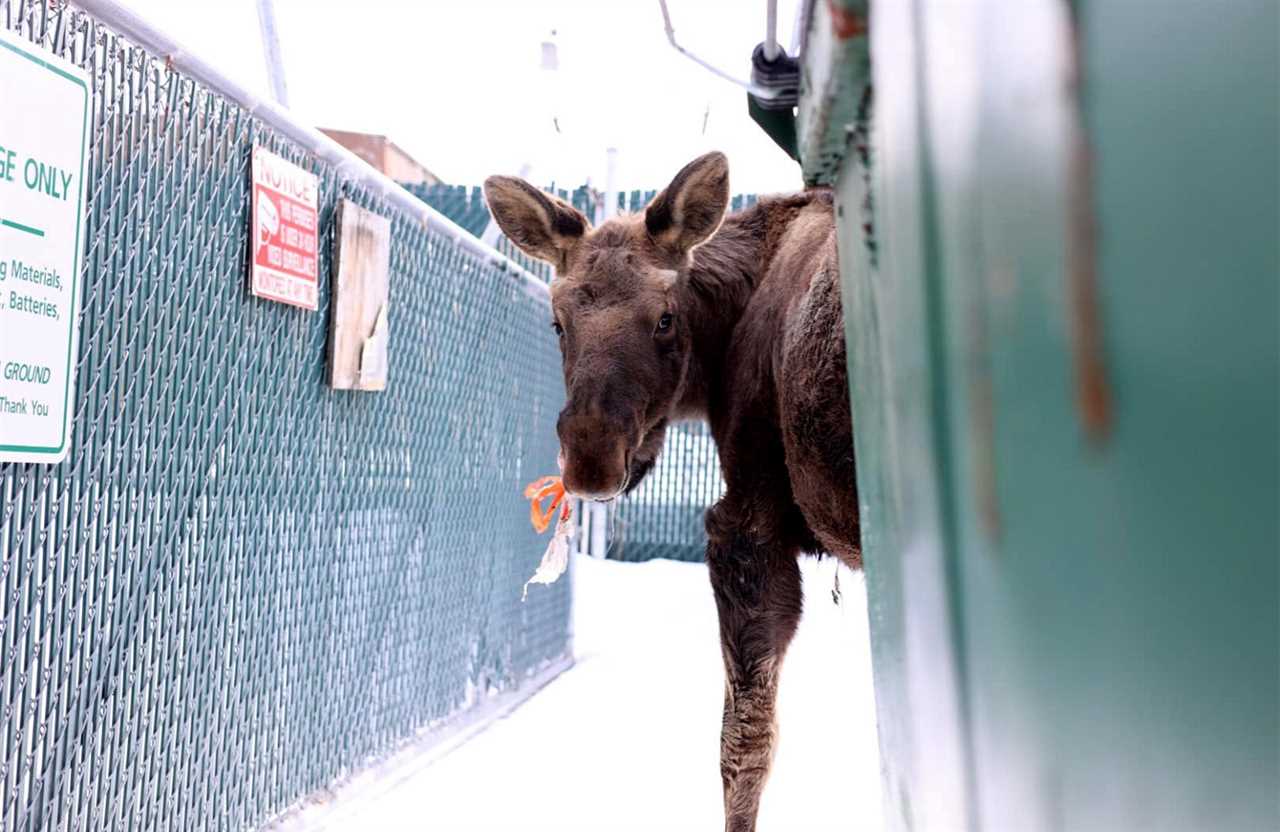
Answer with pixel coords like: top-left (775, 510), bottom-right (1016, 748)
top-left (319, 128), bottom-right (443, 186)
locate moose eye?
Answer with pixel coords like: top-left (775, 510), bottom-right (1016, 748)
top-left (656, 313), bottom-right (674, 333)
top-left (551, 321), bottom-right (564, 337)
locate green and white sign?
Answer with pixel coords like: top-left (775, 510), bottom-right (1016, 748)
top-left (0, 29), bottom-right (89, 464)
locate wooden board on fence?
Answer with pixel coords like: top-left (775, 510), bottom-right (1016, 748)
top-left (328, 199), bottom-right (392, 391)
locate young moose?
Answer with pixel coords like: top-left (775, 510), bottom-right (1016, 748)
top-left (485, 152), bottom-right (858, 832)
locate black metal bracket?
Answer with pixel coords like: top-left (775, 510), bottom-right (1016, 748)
top-left (750, 42), bottom-right (801, 109)
top-left (747, 42), bottom-right (801, 161)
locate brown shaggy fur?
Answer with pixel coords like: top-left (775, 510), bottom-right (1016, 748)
top-left (485, 153), bottom-right (858, 832)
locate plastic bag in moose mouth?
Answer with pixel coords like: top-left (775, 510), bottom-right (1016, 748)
top-left (522, 474), bottom-right (573, 600)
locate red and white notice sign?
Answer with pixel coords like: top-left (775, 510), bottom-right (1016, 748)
top-left (250, 146), bottom-right (319, 310)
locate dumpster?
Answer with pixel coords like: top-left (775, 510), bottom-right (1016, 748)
top-left (794, 1), bottom-right (1278, 829)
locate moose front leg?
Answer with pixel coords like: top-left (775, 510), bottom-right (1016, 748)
top-left (706, 518), bottom-right (802, 832)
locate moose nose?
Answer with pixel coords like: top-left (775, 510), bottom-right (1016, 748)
top-left (556, 405), bottom-right (632, 500)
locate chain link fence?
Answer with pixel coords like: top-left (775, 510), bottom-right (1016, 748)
top-left (607, 421), bottom-right (725, 562)
top-left (0, 3), bottom-right (570, 831)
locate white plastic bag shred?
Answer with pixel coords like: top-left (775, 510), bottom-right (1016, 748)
top-left (522, 506), bottom-right (573, 601)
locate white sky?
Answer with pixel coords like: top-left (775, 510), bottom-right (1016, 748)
top-left (119, 0), bottom-right (805, 194)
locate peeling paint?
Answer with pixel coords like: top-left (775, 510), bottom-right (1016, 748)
top-left (1065, 4), bottom-right (1111, 442)
top-left (851, 83), bottom-right (878, 267)
top-left (828, 0), bottom-right (869, 40)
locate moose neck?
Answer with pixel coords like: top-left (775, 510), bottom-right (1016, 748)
top-left (675, 202), bottom-right (772, 418)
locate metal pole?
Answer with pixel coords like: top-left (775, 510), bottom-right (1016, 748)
top-left (603, 147), bottom-right (618, 220)
top-left (589, 502), bottom-right (608, 558)
top-left (764, 0), bottom-right (779, 61)
top-left (256, 0), bottom-right (289, 107)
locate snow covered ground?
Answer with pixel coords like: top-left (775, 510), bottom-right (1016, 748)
top-left (308, 553), bottom-right (883, 831)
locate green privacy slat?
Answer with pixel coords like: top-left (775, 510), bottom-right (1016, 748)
top-left (0, 5), bottom-right (570, 831)
top-left (608, 422), bottom-right (725, 563)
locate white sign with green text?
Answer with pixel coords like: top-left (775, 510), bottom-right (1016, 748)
top-left (0, 30), bottom-right (89, 464)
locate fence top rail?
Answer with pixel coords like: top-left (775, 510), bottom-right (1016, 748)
top-left (69, 0), bottom-right (550, 301)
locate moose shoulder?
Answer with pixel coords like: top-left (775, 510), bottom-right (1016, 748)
top-left (484, 151), bottom-right (859, 832)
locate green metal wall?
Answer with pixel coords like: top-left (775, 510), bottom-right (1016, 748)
top-left (1, 4), bottom-right (570, 830)
top-left (800, 0), bottom-right (1278, 829)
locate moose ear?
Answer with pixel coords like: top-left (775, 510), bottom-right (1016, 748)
top-left (644, 151), bottom-right (730, 257)
top-left (482, 176), bottom-right (589, 268)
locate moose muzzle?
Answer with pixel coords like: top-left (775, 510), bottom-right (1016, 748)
top-left (555, 389), bottom-right (641, 500)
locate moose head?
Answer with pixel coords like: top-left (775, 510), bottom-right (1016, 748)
top-left (484, 152), bottom-right (730, 499)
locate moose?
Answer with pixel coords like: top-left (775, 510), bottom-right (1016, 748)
top-left (485, 152), bottom-right (858, 832)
